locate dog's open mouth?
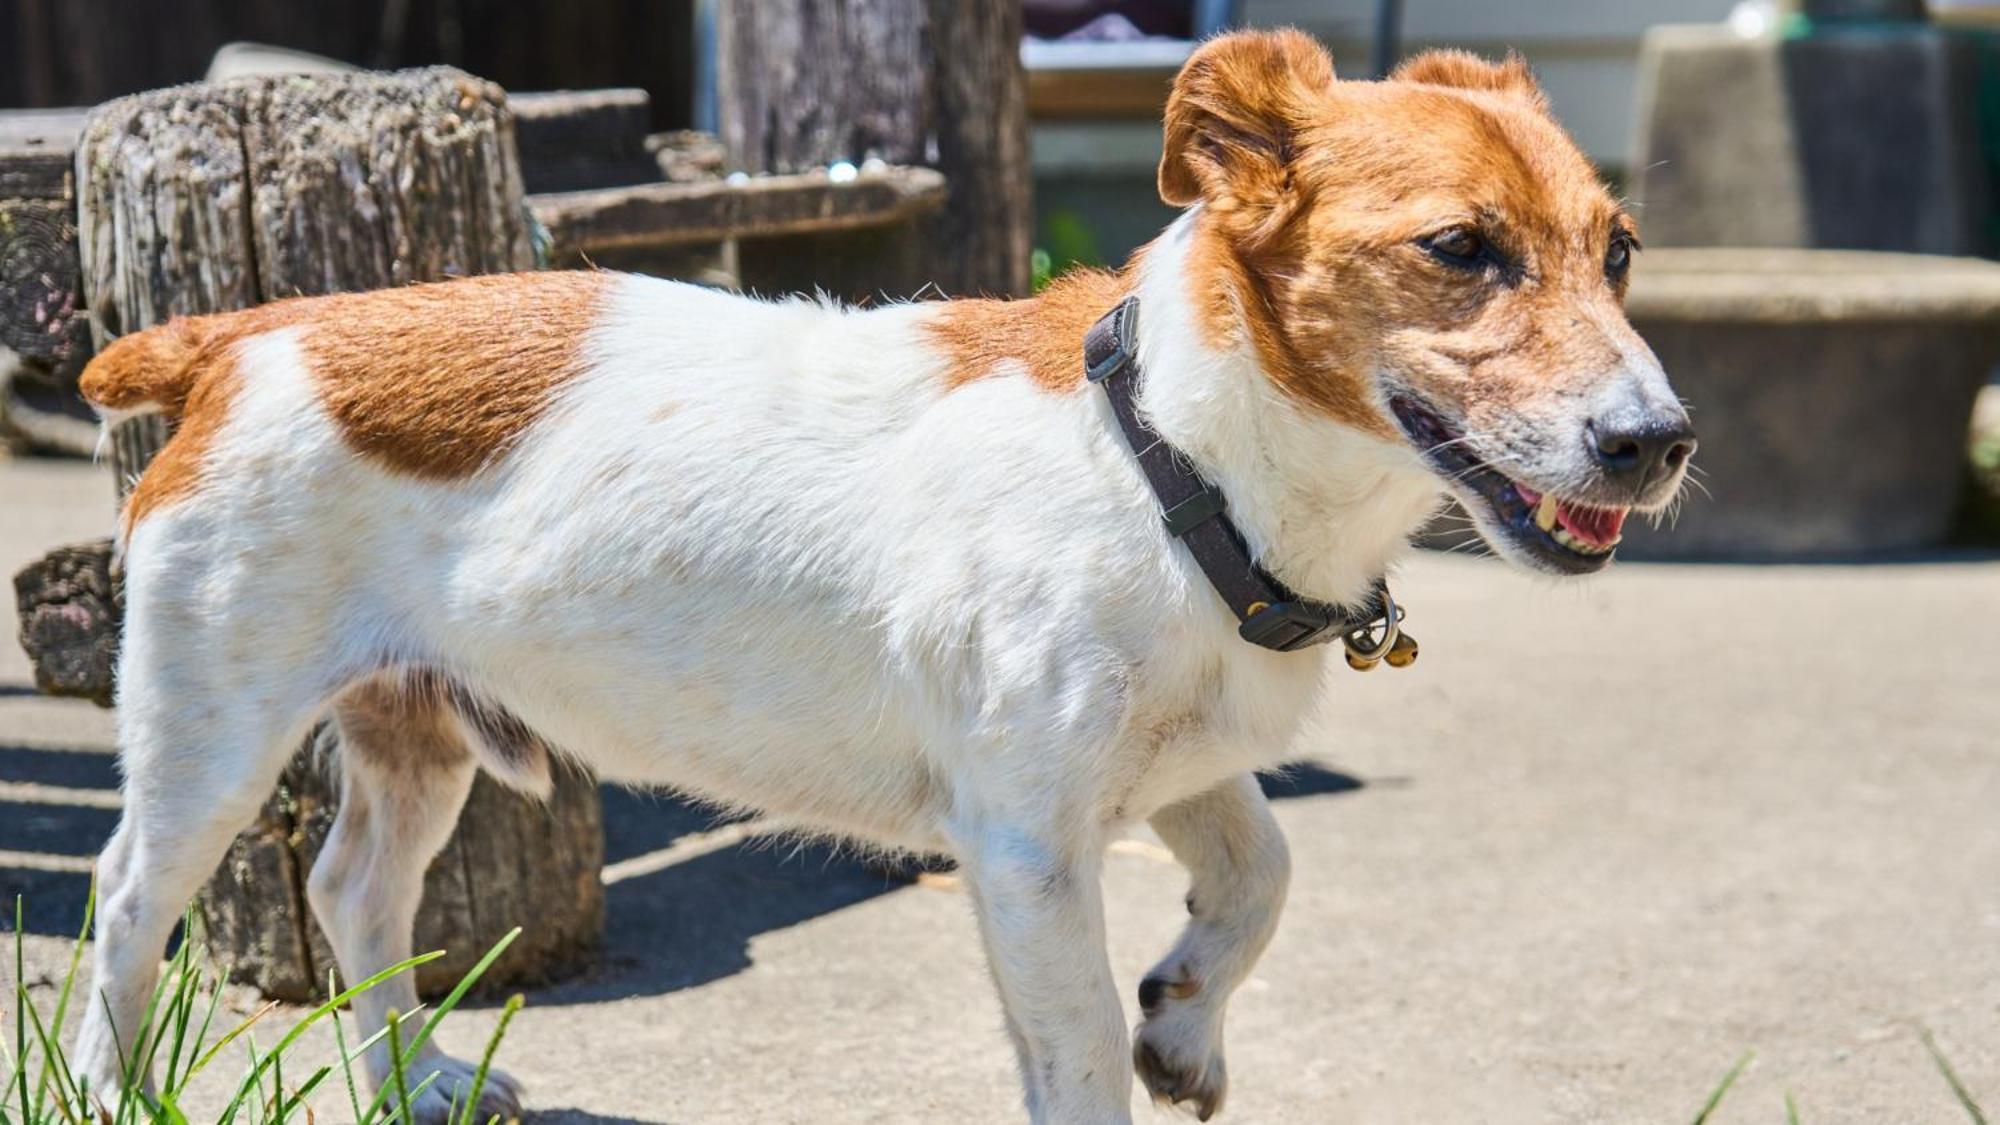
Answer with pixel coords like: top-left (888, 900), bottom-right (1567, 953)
top-left (1390, 396), bottom-right (1628, 575)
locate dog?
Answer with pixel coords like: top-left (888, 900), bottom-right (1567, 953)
top-left (72, 30), bottom-right (1692, 1124)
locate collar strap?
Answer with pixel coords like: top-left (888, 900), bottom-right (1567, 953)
top-left (1084, 296), bottom-right (1412, 663)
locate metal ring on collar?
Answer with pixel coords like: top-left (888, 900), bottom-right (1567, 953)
top-left (1340, 587), bottom-right (1403, 663)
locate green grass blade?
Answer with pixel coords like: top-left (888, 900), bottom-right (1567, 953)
top-left (1923, 1030), bottom-right (1990, 1125)
top-left (14, 897), bottom-right (30, 1125)
top-left (36, 879), bottom-right (95, 1115)
top-left (176, 960), bottom-right (228, 1091)
top-left (398, 1070), bottom-right (443, 1123)
top-left (122, 926), bottom-right (199, 1106)
top-left (329, 978), bottom-right (367, 1125)
top-left (405, 929), bottom-right (518, 1062)
top-left (208, 951), bottom-right (443, 1124)
top-left (275, 1064), bottom-right (333, 1122)
top-left (1692, 1051), bottom-right (1753, 1125)
top-left (20, 984), bottom-right (85, 1123)
top-left (270, 1022), bottom-right (285, 1122)
top-left (44, 872), bottom-right (94, 1056)
top-left (159, 939), bottom-right (206, 1093)
top-left (361, 929), bottom-right (519, 1122)
top-left (456, 994), bottom-right (523, 1125)
top-left (386, 1011), bottom-right (414, 1124)
top-left (1786, 1090), bottom-right (1801, 1125)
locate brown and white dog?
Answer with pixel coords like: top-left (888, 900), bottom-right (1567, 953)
top-left (74, 31), bottom-right (1691, 1123)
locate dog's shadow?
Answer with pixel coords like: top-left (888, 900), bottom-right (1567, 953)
top-left (532, 786), bottom-right (908, 1003)
top-left (528, 1104), bottom-right (676, 1112)
top-left (0, 724), bottom-right (1365, 991)
top-left (535, 762), bottom-right (1364, 1003)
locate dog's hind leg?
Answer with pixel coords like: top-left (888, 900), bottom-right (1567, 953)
top-left (1132, 773), bottom-right (1291, 1121)
top-left (304, 675), bottom-right (529, 1125)
top-left (73, 633), bottom-right (322, 1105)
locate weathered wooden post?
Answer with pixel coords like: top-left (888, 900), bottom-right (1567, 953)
top-left (924, 0), bottom-right (1033, 299)
top-left (716, 0), bottom-right (1032, 299)
top-left (73, 67), bottom-right (603, 1000)
top-left (0, 108), bottom-right (94, 454)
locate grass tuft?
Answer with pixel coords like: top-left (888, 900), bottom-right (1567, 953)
top-left (3, 895), bottom-right (520, 1125)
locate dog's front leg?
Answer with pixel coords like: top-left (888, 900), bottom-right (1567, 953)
top-left (1132, 773), bottom-right (1291, 1120)
top-left (953, 819), bottom-right (1132, 1124)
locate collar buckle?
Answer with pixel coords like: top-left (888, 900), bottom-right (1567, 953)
top-left (1238, 601), bottom-right (1347, 652)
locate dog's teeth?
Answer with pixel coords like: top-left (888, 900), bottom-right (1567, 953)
top-left (1535, 495), bottom-right (1559, 532)
top-left (1550, 525), bottom-right (1615, 556)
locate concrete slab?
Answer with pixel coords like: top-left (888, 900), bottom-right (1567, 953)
top-left (3, 450), bottom-right (1996, 1122)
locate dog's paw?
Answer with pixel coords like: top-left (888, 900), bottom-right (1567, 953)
top-left (399, 1055), bottom-right (525, 1124)
top-left (1133, 974), bottom-right (1227, 1121)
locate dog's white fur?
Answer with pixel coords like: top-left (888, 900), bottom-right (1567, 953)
top-left (73, 205), bottom-right (1449, 1121)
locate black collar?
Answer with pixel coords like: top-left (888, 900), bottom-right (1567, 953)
top-left (1084, 297), bottom-right (1415, 666)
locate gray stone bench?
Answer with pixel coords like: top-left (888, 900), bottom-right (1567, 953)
top-left (1619, 248), bottom-right (2000, 558)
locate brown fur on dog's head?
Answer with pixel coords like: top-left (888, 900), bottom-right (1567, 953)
top-left (1159, 30), bottom-right (1691, 572)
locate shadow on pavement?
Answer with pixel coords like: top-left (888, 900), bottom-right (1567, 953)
top-left (528, 1104), bottom-right (676, 1112)
top-left (0, 741), bottom-right (118, 936)
top-left (535, 762), bottom-right (1366, 1003)
top-left (1, 718), bottom-right (1370, 993)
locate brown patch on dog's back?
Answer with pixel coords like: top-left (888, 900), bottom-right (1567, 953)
top-left (89, 271), bottom-right (611, 533)
top-left (924, 268), bottom-right (1132, 393)
top-left (301, 271), bottom-right (611, 478)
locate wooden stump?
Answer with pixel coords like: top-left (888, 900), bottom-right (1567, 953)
top-left (74, 66), bottom-right (601, 1001)
top-left (715, 0), bottom-right (1031, 300)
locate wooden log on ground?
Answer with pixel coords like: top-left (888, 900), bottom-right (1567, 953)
top-left (10, 539), bottom-right (119, 707)
top-left (71, 67), bottom-right (600, 1002)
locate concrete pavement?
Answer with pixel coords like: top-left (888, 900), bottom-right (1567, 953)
top-left (3, 451), bottom-right (1996, 1123)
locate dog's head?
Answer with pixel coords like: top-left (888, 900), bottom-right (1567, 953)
top-left (1161, 31), bottom-right (1693, 574)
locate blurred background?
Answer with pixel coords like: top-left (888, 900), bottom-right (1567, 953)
top-left (3, 2), bottom-right (1998, 1122)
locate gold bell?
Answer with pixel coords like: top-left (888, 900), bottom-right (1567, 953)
top-left (1344, 649), bottom-right (1380, 672)
top-left (1383, 630), bottom-right (1420, 668)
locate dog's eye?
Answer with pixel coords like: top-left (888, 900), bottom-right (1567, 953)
top-left (1605, 232), bottom-right (1637, 281)
top-left (1424, 227), bottom-right (1487, 267)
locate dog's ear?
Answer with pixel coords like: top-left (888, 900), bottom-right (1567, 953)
top-left (1391, 49), bottom-right (1549, 113)
top-left (1158, 29), bottom-right (1336, 211)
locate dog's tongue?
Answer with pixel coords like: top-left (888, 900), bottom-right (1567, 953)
top-left (1514, 484), bottom-right (1629, 548)
top-left (1556, 501), bottom-right (1627, 547)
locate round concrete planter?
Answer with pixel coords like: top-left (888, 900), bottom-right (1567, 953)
top-left (1619, 248), bottom-right (2000, 559)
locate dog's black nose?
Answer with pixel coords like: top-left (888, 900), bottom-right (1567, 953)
top-left (1588, 412), bottom-right (1696, 490)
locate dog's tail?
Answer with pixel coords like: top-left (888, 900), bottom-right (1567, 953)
top-left (77, 315), bottom-right (228, 423)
